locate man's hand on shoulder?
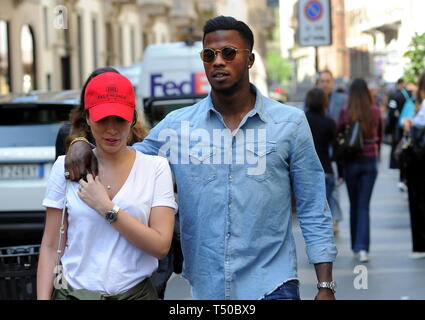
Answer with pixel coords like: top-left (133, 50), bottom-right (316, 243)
top-left (65, 140), bottom-right (98, 181)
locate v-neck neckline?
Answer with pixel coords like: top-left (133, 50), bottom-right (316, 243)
top-left (95, 148), bottom-right (138, 203)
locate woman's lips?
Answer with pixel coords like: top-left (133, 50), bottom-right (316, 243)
top-left (105, 138), bottom-right (119, 145)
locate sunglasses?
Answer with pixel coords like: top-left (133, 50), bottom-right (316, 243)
top-left (200, 46), bottom-right (251, 63)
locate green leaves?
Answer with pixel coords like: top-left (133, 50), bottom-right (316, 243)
top-left (266, 50), bottom-right (293, 85)
top-left (403, 32), bottom-right (425, 84)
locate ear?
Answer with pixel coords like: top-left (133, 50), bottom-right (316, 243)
top-left (86, 115), bottom-right (91, 127)
top-left (248, 52), bottom-right (255, 69)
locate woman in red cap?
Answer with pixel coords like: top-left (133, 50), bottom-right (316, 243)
top-left (37, 68), bottom-right (177, 300)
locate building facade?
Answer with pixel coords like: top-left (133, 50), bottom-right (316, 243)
top-left (280, 0), bottom-right (425, 96)
top-left (0, 0), bottom-right (274, 94)
top-left (345, 0), bottom-right (425, 83)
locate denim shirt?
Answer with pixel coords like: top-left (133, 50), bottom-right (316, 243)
top-left (134, 86), bottom-right (337, 299)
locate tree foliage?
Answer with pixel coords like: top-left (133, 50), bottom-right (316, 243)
top-left (266, 50), bottom-right (293, 85)
top-left (404, 32), bottom-right (425, 84)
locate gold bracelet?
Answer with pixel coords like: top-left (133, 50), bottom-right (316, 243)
top-left (69, 137), bottom-right (95, 148)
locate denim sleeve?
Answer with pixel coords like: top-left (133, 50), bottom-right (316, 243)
top-left (289, 113), bottom-right (338, 264)
top-left (133, 113), bottom-right (172, 157)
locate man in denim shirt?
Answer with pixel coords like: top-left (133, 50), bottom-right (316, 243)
top-left (66, 16), bottom-right (337, 300)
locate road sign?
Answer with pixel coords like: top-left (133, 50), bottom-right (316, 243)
top-left (298, 0), bottom-right (332, 47)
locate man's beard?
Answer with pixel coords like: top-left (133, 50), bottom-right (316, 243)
top-left (210, 74), bottom-right (246, 95)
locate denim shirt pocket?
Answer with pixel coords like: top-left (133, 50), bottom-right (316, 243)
top-left (245, 141), bottom-right (277, 182)
top-left (188, 145), bottom-right (218, 185)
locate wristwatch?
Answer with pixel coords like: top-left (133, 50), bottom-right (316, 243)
top-left (105, 204), bottom-right (120, 224)
top-left (317, 281), bottom-right (337, 293)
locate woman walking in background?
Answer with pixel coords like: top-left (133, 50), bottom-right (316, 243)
top-left (305, 88), bottom-right (340, 232)
top-left (337, 78), bottom-right (383, 263)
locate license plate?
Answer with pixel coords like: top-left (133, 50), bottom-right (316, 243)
top-left (0, 164), bottom-right (43, 180)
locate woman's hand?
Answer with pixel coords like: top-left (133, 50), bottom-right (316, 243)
top-left (78, 174), bottom-right (113, 215)
top-left (403, 118), bottom-right (412, 135)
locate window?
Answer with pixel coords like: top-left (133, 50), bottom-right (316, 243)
top-left (0, 103), bottom-right (74, 147)
top-left (43, 7), bottom-right (49, 47)
top-left (120, 26), bottom-right (124, 65)
top-left (77, 14), bottom-right (84, 86)
top-left (21, 24), bottom-right (36, 93)
top-left (92, 17), bottom-right (98, 69)
top-left (0, 20), bottom-right (11, 94)
top-left (130, 26), bottom-right (135, 63)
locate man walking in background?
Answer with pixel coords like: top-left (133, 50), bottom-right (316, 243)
top-left (386, 78), bottom-right (412, 191)
top-left (317, 70), bottom-right (346, 234)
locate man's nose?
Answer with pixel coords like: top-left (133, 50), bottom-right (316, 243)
top-left (212, 51), bottom-right (226, 66)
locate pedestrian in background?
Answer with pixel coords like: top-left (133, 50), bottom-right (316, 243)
top-left (337, 78), bottom-right (383, 263)
top-left (37, 69), bottom-right (177, 300)
top-left (386, 78), bottom-right (412, 191)
top-left (317, 70), bottom-right (346, 234)
top-left (403, 71), bottom-right (425, 259)
top-left (305, 88), bottom-right (340, 228)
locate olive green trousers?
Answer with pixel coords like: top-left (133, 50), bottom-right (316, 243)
top-left (52, 277), bottom-right (158, 300)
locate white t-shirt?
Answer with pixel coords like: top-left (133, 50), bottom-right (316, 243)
top-left (42, 150), bottom-right (178, 295)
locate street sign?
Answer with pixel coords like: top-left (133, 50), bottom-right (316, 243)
top-left (298, 0), bottom-right (332, 47)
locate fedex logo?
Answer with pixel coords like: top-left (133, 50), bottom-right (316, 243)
top-left (150, 72), bottom-right (210, 97)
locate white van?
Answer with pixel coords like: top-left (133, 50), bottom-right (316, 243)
top-left (138, 41), bottom-right (210, 105)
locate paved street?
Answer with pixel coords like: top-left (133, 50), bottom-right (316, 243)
top-left (164, 144), bottom-right (425, 300)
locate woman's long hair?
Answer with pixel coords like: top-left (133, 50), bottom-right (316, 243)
top-left (415, 71), bottom-right (425, 114)
top-left (347, 78), bottom-right (374, 139)
top-left (66, 67), bottom-right (148, 149)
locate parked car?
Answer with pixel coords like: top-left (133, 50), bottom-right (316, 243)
top-left (0, 90), bottom-right (79, 246)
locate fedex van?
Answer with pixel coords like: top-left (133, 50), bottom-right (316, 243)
top-left (137, 41), bottom-right (268, 126)
top-left (138, 41), bottom-right (209, 103)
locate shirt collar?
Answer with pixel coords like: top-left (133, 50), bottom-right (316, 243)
top-left (205, 84), bottom-right (270, 123)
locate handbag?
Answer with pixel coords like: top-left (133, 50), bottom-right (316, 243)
top-left (334, 120), bottom-right (364, 162)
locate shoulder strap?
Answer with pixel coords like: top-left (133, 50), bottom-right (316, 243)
top-left (56, 180), bottom-right (69, 266)
top-left (401, 89), bottom-right (413, 102)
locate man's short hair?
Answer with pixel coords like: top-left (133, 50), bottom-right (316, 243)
top-left (203, 16), bottom-right (254, 51)
top-left (318, 70), bottom-right (334, 79)
top-left (397, 78), bottom-right (405, 85)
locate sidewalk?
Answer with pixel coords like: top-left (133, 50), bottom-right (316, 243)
top-left (295, 144), bottom-right (425, 300)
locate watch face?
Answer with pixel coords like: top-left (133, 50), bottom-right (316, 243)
top-left (106, 210), bottom-right (117, 223)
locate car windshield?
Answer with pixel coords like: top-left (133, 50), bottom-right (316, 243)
top-left (146, 97), bottom-right (205, 126)
top-left (150, 102), bottom-right (192, 126)
top-left (0, 104), bottom-right (73, 147)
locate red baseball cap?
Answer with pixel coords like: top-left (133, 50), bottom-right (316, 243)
top-left (84, 72), bottom-right (135, 122)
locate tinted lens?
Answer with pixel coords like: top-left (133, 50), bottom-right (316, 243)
top-left (221, 46), bottom-right (237, 61)
top-left (201, 49), bottom-right (215, 62)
